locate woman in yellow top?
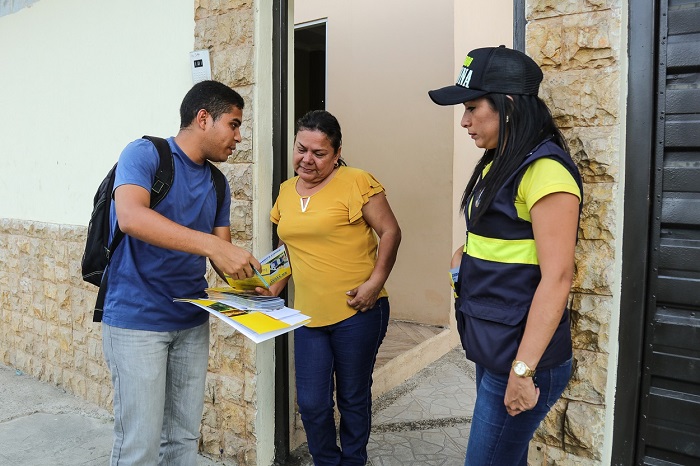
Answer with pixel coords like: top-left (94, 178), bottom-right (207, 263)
top-left (262, 110), bottom-right (401, 465)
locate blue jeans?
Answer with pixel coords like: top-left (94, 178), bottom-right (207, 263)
top-left (465, 358), bottom-right (572, 466)
top-left (295, 298), bottom-right (390, 466)
top-left (102, 322), bottom-right (210, 466)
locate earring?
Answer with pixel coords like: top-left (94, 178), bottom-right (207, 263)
top-left (334, 161), bottom-right (339, 168)
top-left (506, 115), bottom-right (510, 123)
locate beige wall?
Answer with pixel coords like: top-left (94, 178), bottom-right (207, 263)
top-left (295, 0), bottom-right (512, 327)
top-left (451, 2), bottom-right (513, 252)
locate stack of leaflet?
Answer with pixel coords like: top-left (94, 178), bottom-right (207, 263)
top-left (175, 245), bottom-right (309, 343)
top-left (175, 293), bottom-right (310, 344)
top-left (206, 287), bottom-right (285, 311)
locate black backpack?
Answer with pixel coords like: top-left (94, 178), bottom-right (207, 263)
top-left (81, 135), bottom-right (227, 322)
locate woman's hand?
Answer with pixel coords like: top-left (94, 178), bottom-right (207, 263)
top-left (504, 373), bottom-right (540, 416)
top-left (252, 243), bottom-right (290, 297)
top-left (346, 279), bottom-right (382, 312)
top-left (253, 276), bottom-right (289, 297)
top-left (254, 286), bottom-right (274, 297)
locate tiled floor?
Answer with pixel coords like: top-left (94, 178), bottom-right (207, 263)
top-left (368, 348), bottom-right (475, 465)
top-left (0, 320), bottom-right (468, 466)
top-left (286, 341), bottom-right (476, 466)
top-left (375, 319), bottom-right (445, 371)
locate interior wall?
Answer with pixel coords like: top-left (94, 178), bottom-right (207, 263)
top-left (294, 0), bottom-right (456, 326)
top-left (294, 1), bottom-right (513, 326)
top-left (451, 1), bottom-right (514, 257)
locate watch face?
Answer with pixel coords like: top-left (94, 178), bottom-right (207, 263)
top-left (514, 362), bottom-right (526, 375)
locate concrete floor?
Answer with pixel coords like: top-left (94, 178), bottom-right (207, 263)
top-left (0, 322), bottom-right (473, 466)
top-left (284, 347), bottom-right (475, 466)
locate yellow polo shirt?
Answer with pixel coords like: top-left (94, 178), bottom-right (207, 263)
top-left (515, 157), bottom-right (582, 220)
top-left (475, 157), bottom-right (581, 221)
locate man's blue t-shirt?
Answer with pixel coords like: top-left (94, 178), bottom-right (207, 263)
top-left (103, 137), bottom-right (231, 331)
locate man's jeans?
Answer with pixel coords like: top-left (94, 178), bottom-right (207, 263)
top-left (295, 298), bottom-right (390, 466)
top-left (102, 322), bottom-right (210, 466)
top-left (464, 358), bottom-right (572, 466)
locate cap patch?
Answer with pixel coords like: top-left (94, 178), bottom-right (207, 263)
top-left (456, 67), bottom-right (473, 88)
top-left (463, 55), bottom-right (474, 67)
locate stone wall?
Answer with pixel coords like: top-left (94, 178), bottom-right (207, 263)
top-left (526, 1), bottom-right (622, 465)
top-left (193, 1), bottom-right (260, 459)
top-left (0, 221), bottom-right (259, 463)
top-left (0, 220), bottom-right (111, 406)
top-left (0, 2), bottom-right (262, 464)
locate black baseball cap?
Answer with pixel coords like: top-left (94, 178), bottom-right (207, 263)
top-left (428, 45), bottom-right (543, 106)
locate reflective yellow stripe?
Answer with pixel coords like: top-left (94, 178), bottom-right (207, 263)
top-left (466, 232), bottom-right (539, 265)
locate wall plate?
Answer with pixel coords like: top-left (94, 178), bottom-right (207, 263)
top-left (190, 49), bottom-right (211, 84)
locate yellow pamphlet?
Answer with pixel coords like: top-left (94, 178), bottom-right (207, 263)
top-left (231, 312), bottom-right (291, 334)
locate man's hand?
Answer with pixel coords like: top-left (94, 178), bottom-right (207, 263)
top-left (116, 185), bottom-right (260, 278)
top-left (209, 238), bottom-right (260, 279)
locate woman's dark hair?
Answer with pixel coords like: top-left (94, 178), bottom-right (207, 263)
top-left (295, 110), bottom-right (347, 166)
top-left (461, 94), bottom-right (567, 225)
top-left (180, 80), bottom-right (245, 128)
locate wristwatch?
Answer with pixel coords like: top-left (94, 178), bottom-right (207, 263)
top-left (512, 360), bottom-right (536, 377)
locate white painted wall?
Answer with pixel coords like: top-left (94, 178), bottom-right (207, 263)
top-left (252, 3), bottom-right (277, 462)
top-left (0, 0), bottom-right (194, 226)
top-left (603, 2), bottom-right (629, 462)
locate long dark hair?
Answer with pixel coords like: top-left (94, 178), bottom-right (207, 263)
top-left (295, 110), bottom-right (347, 166)
top-left (461, 94), bottom-right (567, 224)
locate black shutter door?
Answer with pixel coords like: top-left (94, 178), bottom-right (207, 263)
top-left (637, 0), bottom-right (700, 464)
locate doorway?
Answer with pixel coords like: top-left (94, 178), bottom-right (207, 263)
top-left (294, 21), bottom-right (327, 122)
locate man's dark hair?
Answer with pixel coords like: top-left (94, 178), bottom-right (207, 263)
top-left (179, 80), bottom-right (245, 128)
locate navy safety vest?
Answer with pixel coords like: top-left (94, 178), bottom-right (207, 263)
top-left (455, 138), bottom-right (583, 374)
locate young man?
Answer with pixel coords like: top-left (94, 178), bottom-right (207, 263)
top-left (101, 80), bottom-right (260, 465)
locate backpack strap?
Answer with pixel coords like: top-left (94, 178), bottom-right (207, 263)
top-left (93, 136), bottom-right (174, 322)
top-left (207, 162), bottom-right (226, 216)
top-left (142, 135), bottom-right (175, 208)
top-left (104, 136), bottom-right (173, 267)
top-left (145, 135), bottom-right (223, 215)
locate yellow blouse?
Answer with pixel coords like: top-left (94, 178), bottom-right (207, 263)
top-left (270, 166), bottom-right (389, 327)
